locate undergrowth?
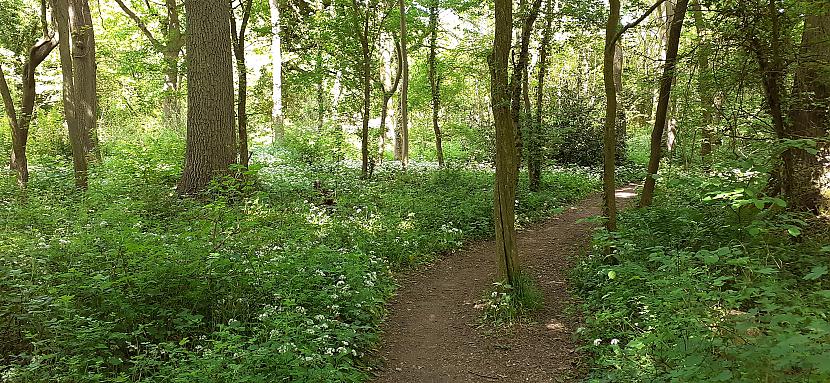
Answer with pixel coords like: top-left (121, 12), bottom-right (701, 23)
top-left (574, 167), bottom-right (830, 382)
top-left (0, 141), bottom-right (596, 382)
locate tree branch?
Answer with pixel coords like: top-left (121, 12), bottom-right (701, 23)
top-left (113, 0), bottom-right (163, 50)
top-left (611, 0), bottom-right (669, 46)
top-left (0, 65), bottom-right (19, 130)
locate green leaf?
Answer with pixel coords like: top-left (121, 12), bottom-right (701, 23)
top-left (787, 227), bottom-right (801, 237)
top-left (607, 270), bottom-right (617, 280)
top-left (804, 266), bottom-right (828, 281)
top-left (748, 227), bottom-right (761, 236)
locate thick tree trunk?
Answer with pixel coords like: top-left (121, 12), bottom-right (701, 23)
top-left (269, 0), bottom-right (284, 142)
top-left (399, 0), bottom-right (410, 168)
top-left (489, 0), bottom-right (520, 287)
top-left (640, 0), bottom-right (689, 207)
top-left (602, 0), bottom-right (620, 231)
top-left (68, 0), bottom-right (99, 160)
top-left (785, 11), bottom-right (830, 212)
top-left (52, 0), bottom-right (89, 189)
top-left (428, 0), bottom-right (444, 167)
top-left (177, 0), bottom-right (237, 194)
top-left (529, 0), bottom-right (553, 192)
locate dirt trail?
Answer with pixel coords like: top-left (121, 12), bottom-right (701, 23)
top-left (370, 186), bottom-right (638, 383)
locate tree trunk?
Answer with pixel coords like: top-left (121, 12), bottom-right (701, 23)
top-left (269, 0), bottom-right (284, 143)
top-left (359, 16), bottom-right (371, 178)
top-left (428, 0), bottom-right (444, 167)
top-left (177, 0), bottom-right (237, 195)
top-left (640, 0), bottom-right (689, 207)
top-left (69, 0), bottom-right (99, 161)
top-left (231, 0), bottom-right (253, 169)
top-left (399, 0), bottom-right (410, 168)
top-left (691, 0), bottom-right (714, 163)
top-left (602, 0), bottom-right (620, 231)
top-left (785, 10), bottom-right (830, 212)
top-left (489, 0), bottom-right (520, 287)
top-left (0, 36), bottom-right (57, 186)
top-left (114, 0), bottom-right (184, 128)
top-left (510, 0), bottom-right (542, 172)
top-left (51, 0), bottom-right (90, 189)
top-left (529, 0), bottom-right (553, 192)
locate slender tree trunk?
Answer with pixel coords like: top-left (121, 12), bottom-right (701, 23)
top-left (691, 0), bottom-right (714, 163)
top-left (114, 0), bottom-right (184, 128)
top-left (613, 41), bottom-right (627, 164)
top-left (489, 0), bottom-right (520, 287)
top-left (602, 0), bottom-right (620, 231)
top-left (269, 0), bottom-right (284, 142)
top-left (177, 0), bottom-right (237, 195)
top-left (399, 0), bottom-right (410, 168)
top-left (428, 0), bottom-right (444, 167)
top-left (381, 35), bottom-right (403, 163)
top-left (231, 0), bottom-right (253, 168)
top-left (510, 0), bottom-right (542, 172)
top-left (0, 36), bottom-right (57, 186)
top-left (785, 10), bottom-right (830, 212)
top-left (529, 0), bottom-right (553, 191)
top-left (640, 0), bottom-right (689, 207)
top-left (359, 16), bottom-right (371, 178)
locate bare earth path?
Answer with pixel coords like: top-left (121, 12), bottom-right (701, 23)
top-left (370, 186), bottom-right (637, 383)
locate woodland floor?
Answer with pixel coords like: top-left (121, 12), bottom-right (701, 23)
top-left (370, 185), bottom-right (638, 383)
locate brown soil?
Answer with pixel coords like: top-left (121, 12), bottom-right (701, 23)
top-left (369, 186), bottom-right (638, 383)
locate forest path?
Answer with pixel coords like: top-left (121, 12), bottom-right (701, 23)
top-left (370, 185), bottom-right (638, 383)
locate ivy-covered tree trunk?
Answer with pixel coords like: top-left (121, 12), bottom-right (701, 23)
top-left (177, 0), bottom-right (237, 195)
top-left (640, 0), bottom-right (689, 207)
top-left (785, 10), bottom-right (830, 212)
top-left (489, 0), bottom-right (520, 287)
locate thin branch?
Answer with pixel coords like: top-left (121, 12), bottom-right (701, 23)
top-left (611, 0), bottom-right (669, 46)
top-left (113, 0), bottom-right (163, 50)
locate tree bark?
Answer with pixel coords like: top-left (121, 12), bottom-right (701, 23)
top-left (489, 0), bottom-right (520, 286)
top-left (231, 0), bottom-right (254, 168)
top-left (691, 0), bottom-right (714, 162)
top-left (785, 10), bottom-right (830, 212)
top-left (640, 0), bottom-right (689, 207)
top-left (428, 0), bottom-right (444, 167)
top-left (602, 0), bottom-right (620, 230)
top-left (269, 0), bottom-right (284, 142)
top-left (177, 0), bottom-right (237, 195)
top-left (0, 36), bottom-right (57, 186)
top-left (51, 0), bottom-right (93, 188)
top-left (529, 0), bottom-right (553, 191)
top-left (511, 0), bottom-right (542, 171)
top-left (399, 0), bottom-right (410, 168)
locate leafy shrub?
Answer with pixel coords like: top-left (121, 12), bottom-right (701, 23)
top-left (574, 169), bottom-right (830, 382)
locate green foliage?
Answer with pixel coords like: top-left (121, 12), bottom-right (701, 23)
top-left (574, 169), bottom-right (830, 382)
top-left (0, 139), bottom-right (596, 382)
top-left (479, 273), bottom-right (544, 327)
